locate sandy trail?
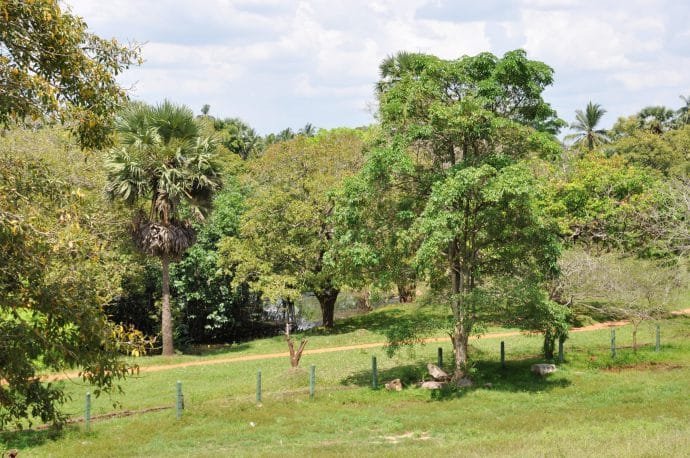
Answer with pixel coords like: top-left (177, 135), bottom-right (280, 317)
top-left (43, 308), bottom-right (690, 383)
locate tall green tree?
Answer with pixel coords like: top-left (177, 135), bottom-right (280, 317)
top-left (351, 50), bottom-right (565, 379)
top-left (0, 0), bottom-right (141, 149)
top-left (566, 102), bottom-right (609, 150)
top-left (105, 101), bottom-right (222, 355)
top-left (219, 129), bottom-right (364, 328)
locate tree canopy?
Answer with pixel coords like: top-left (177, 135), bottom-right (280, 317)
top-left (0, 0), bottom-right (141, 149)
top-left (219, 129), bottom-right (365, 328)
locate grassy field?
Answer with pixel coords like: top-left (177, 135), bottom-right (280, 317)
top-left (2, 305), bottom-right (689, 457)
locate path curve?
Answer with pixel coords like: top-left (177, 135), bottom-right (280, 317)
top-left (43, 308), bottom-right (690, 383)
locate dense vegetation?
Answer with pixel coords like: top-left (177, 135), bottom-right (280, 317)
top-left (0, 0), bottom-right (688, 432)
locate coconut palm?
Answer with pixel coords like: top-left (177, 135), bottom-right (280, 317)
top-left (565, 101), bottom-right (610, 150)
top-left (105, 101), bottom-right (221, 355)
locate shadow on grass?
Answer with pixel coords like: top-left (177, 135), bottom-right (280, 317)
top-left (182, 342), bottom-right (251, 356)
top-left (307, 305), bottom-right (452, 338)
top-left (340, 356), bottom-right (571, 401)
top-left (0, 426), bottom-right (65, 450)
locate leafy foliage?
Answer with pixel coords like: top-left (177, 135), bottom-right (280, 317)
top-left (172, 179), bottom-right (267, 343)
top-left (219, 129), bottom-right (365, 328)
top-left (0, 127), bottom-right (136, 429)
top-left (0, 0), bottom-right (141, 149)
top-left (344, 49), bottom-right (565, 377)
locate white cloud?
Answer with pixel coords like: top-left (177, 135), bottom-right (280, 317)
top-left (65, 0), bottom-right (688, 133)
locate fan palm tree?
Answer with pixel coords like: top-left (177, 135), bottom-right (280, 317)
top-left (637, 105), bottom-right (675, 134)
top-left (105, 101), bottom-right (222, 355)
top-left (565, 101), bottom-right (610, 150)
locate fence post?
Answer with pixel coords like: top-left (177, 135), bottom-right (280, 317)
top-left (437, 347), bottom-right (443, 368)
top-left (371, 356), bottom-right (378, 389)
top-left (558, 338), bottom-right (564, 363)
top-left (610, 329), bottom-right (616, 358)
top-left (655, 324), bottom-right (661, 352)
top-left (176, 381), bottom-right (183, 419)
top-left (85, 392), bottom-right (91, 433)
top-left (500, 341), bottom-right (505, 369)
top-left (256, 370), bottom-right (262, 403)
top-left (309, 365), bottom-right (315, 400)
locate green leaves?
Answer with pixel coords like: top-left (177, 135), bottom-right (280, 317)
top-left (218, 129), bottom-right (364, 321)
top-left (0, 0), bottom-right (142, 149)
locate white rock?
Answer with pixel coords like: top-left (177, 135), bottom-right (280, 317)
top-left (531, 364), bottom-right (557, 376)
top-left (420, 381), bottom-right (446, 389)
top-left (427, 363), bottom-right (450, 381)
top-left (385, 378), bottom-right (403, 391)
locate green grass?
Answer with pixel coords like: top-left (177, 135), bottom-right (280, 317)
top-left (3, 312), bottom-right (690, 457)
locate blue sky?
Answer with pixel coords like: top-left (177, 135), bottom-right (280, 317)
top-left (68, 0), bottom-right (690, 135)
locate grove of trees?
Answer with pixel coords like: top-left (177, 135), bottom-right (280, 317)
top-left (1, 0), bottom-right (688, 427)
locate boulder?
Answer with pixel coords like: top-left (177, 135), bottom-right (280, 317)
top-left (385, 378), bottom-right (403, 391)
top-left (420, 381), bottom-right (446, 390)
top-left (531, 363), bottom-right (557, 376)
top-left (427, 363), bottom-right (450, 381)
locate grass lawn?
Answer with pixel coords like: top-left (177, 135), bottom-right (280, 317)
top-left (2, 310), bottom-right (689, 457)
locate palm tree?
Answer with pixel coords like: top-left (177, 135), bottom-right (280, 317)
top-left (376, 51), bottom-right (425, 94)
top-left (637, 105), bottom-right (675, 134)
top-left (105, 101), bottom-right (221, 355)
top-left (298, 123), bottom-right (317, 137)
top-left (565, 101), bottom-right (609, 150)
top-left (218, 117), bottom-right (263, 160)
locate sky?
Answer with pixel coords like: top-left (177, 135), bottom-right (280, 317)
top-left (67, 0), bottom-right (690, 135)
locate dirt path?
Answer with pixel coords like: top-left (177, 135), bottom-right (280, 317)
top-left (43, 308), bottom-right (690, 383)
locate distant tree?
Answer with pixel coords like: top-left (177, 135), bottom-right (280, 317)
top-left (216, 118), bottom-right (263, 160)
top-left (171, 178), bottom-right (267, 343)
top-left (677, 95), bottom-right (690, 125)
top-left (0, 0), bottom-right (141, 149)
top-left (278, 127), bottom-right (295, 141)
top-left (556, 249), bottom-right (683, 351)
top-left (105, 101), bottom-right (222, 355)
top-left (298, 123), bottom-right (318, 137)
top-left (637, 106), bottom-right (676, 134)
top-left (200, 104), bottom-right (211, 116)
top-left (565, 102), bottom-right (609, 150)
top-left (606, 124), bottom-right (690, 177)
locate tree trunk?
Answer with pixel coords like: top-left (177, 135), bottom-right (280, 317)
top-left (449, 240), bottom-right (467, 381)
top-left (397, 282), bottom-right (416, 303)
top-left (632, 322), bottom-right (639, 353)
top-left (161, 255), bottom-right (174, 356)
top-left (315, 287), bottom-right (338, 329)
top-left (543, 329), bottom-right (555, 360)
top-left (451, 321), bottom-right (469, 380)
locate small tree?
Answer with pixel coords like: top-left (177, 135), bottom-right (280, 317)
top-left (556, 249), bottom-right (682, 351)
